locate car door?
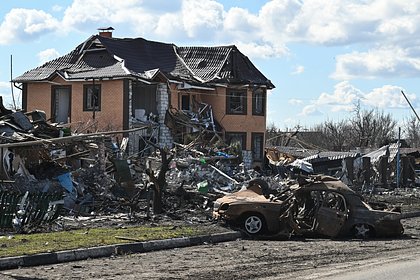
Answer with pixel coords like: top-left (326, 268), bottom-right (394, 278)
top-left (313, 191), bottom-right (347, 237)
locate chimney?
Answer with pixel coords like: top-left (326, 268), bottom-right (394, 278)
top-left (98, 26), bottom-right (114, 38)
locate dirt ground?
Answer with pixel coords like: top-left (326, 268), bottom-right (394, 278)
top-left (2, 192), bottom-right (420, 279)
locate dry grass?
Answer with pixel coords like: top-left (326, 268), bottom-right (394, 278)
top-left (0, 225), bottom-right (206, 257)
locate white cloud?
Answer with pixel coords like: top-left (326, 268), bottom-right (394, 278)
top-left (52, 5), bottom-right (64, 13)
top-left (332, 46), bottom-right (420, 80)
top-left (285, 0), bottom-right (420, 45)
top-left (235, 42), bottom-right (289, 59)
top-left (317, 81), bottom-right (362, 106)
top-left (299, 104), bottom-right (323, 116)
top-left (181, 0), bottom-right (224, 39)
top-left (61, 0), bottom-right (158, 34)
top-left (363, 85), bottom-right (416, 108)
top-left (0, 9), bottom-right (60, 45)
top-left (224, 7), bottom-right (258, 32)
top-left (291, 65), bottom-right (304, 75)
top-left (154, 13), bottom-right (185, 40)
top-left (297, 81), bottom-right (362, 116)
top-left (4, 0), bottom-right (420, 75)
top-left (37, 49), bottom-right (60, 65)
top-left (154, 0), bottom-right (227, 42)
top-left (288, 98), bottom-right (303, 105)
top-left (298, 82), bottom-right (418, 117)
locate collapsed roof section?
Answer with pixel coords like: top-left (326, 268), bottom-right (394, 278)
top-left (13, 35), bottom-right (275, 88)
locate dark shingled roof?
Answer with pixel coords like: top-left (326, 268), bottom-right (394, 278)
top-left (14, 35), bottom-right (274, 88)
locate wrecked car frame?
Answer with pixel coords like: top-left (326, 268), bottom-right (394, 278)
top-left (213, 176), bottom-right (409, 238)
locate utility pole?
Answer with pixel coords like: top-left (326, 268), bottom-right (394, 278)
top-left (396, 127), bottom-right (401, 188)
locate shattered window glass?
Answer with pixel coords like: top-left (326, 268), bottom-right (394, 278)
top-left (226, 89), bottom-right (247, 114)
top-left (83, 84), bottom-right (101, 111)
top-left (225, 132), bottom-right (246, 150)
top-left (252, 88), bottom-right (265, 115)
top-left (252, 133), bottom-right (264, 161)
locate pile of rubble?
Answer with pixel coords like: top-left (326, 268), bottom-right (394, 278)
top-left (0, 99), bottom-right (419, 234)
top-left (0, 104), bottom-right (273, 233)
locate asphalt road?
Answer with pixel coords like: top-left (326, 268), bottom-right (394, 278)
top-left (320, 255), bottom-right (420, 280)
top-left (2, 235), bottom-right (420, 279)
top-left (1, 217), bottom-right (420, 280)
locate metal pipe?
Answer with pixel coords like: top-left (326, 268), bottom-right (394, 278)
top-left (401, 90), bottom-right (420, 122)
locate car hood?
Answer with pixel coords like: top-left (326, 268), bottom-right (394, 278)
top-left (215, 187), bottom-right (271, 204)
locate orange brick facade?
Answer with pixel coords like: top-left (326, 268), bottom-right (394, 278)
top-left (169, 84), bottom-right (266, 151)
top-left (25, 79), bottom-right (266, 166)
top-left (25, 77), bottom-right (125, 131)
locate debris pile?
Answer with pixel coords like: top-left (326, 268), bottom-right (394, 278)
top-left (0, 98), bottom-right (418, 234)
top-left (0, 105), bottom-right (267, 232)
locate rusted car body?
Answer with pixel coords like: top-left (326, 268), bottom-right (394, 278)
top-left (213, 183), bottom-right (293, 235)
top-left (213, 176), bottom-right (405, 238)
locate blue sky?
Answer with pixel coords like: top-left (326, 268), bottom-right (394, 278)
top-left (1, 0), bottom-right (419, 131)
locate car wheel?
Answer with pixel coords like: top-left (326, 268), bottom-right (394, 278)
top-left (353, 224), bottom-right (373, 239)
top-left (243, 214), bottom-right (264, 235)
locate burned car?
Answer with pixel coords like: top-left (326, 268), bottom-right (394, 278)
top-left (213, 179), bottom-right (294, 237)
top-left (213, 176), bottom-right (406, 238)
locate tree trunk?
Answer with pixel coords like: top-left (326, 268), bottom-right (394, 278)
top-left (152, 185), bottom-right (163, 214)
top-left (145, 146), bottom-right (174, 215)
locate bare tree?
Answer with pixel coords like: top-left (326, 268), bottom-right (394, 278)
top-left (145, 145), bottom-right (174, 214)
top-left (404, 115), bottom-right (420, 147)
top-left (265, 104), bottom-right (399, 151)
top-left (350, 103), bottom-right (396, 148)
top-left (266, 122), bottom-right (282, 146)
top-left (312, 119), bottom-right (352, 151)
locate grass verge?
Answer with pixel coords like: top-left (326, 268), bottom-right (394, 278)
top-left (0, 225), bottom-right (210, 258)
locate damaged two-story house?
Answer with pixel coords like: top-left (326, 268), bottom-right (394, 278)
top-left (13, 28), bottom-right (274, 168)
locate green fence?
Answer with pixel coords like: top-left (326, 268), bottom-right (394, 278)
top-left (0, 191), bottom-right (63, 231)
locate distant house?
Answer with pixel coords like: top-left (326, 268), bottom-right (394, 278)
top-left (13, 28), bottom-right (274, 168)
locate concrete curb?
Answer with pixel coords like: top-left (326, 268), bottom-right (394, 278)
top-left (0, 231), bottom-right (242, 270)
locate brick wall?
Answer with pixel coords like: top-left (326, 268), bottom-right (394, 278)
top-left (25, 77), bottom-right (124, 131)
top-left (157, 83), bottom-right (173, 148)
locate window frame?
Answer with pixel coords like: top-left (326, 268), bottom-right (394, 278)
top-left (226, 89), bottom-right (247, 115)
top-left (225, 132), bottom-right (247, 150)
top-left (180, 94), bottom-right (190, 111)
top-left (251, 132), bottom-right (265, 162)
top-left (252, 88), bottom-right (266, 116)
top-left (83, 84), bottom-right (101, 112)
top-left (51, 85), bottom-right (72, 123)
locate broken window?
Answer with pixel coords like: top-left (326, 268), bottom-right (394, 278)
top-left (181, 94), bottom-right (190, 111)
top-left (226, 89), bottom-right (247, 115)
top-left (225, 132), bottom-right (246, 150)
top-left (252, 133), bottom-right (264, 161)
top-left (252, 88), bottom-right (265, 115)
top-left (131, 82), bottom-right (158, 117)
top-left (83, 84), bottom-right (101, 111)
top-left (322, 191), bottom-right (346, 212)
